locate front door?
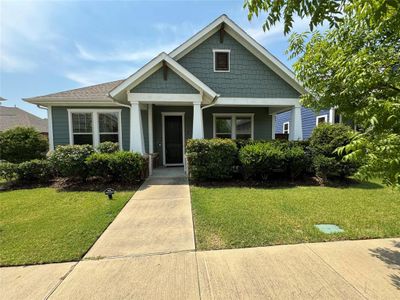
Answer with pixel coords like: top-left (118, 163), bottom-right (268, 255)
top-left (164, 115), bottom-right (183, 165)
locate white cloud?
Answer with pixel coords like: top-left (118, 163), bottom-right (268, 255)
top-left (245, 17), bottom-right (312, 44)
top-left (0, 0), bottom-right (61, 73)
top-left (75, 42), bottom-right (180, 62)
top-left (65, 67), bottom-right (138, 86)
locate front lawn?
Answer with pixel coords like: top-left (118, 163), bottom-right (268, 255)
top-left (191, 181), bottom-right (400, 250)
top-left (0, 187), bottom-right (135, 266)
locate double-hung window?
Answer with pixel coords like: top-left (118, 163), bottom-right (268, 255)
top-left (71, 113), bottom-right (93, 145)
top-left (283, 122), bottom-right (290, 134)
top-left (69, 109), bottom-right (121, 148)
top-left (316, 114), bottom-right (328, 126)
top-left (214, 114), bottom-right (253, 139)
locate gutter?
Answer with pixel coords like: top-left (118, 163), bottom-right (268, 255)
top-left (202, 94), bottom-right (220, 110)
top-left (107, 93), bottom-right (131, 108)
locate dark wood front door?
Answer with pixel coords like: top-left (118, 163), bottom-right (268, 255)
top-left (164, 115), bottom-right (183, 165)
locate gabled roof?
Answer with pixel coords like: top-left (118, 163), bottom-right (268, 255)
top-left (24, 80), bottom-right (124, 105)
top-left (0, 106), bottom-right (48, 133)
top-left (170, 14), bottom-right (305, 94)
top-left (109, 52), bottom-right (217, 102)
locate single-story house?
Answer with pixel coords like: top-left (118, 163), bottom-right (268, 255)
top-left (275, 107), bottom-right (341, 139)
top-left (24, 14), bottom-right (305, 168)
top-left (0, 105), bottom-right (48, 135)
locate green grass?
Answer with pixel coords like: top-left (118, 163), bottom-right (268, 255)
top-left (191, 181), bottom-right (400, 250)
top-left (0, 188), bottom-right (135, 266)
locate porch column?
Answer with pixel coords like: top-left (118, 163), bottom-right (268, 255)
top-left (270, 113), bottom-right (276, 140)
top-left (192, 101), bottom-right (204, 139)
top-left (289, 106), bottom-right (303, 141)
top-left (130, 101), bottom-right (145, 154)
top-left (148, 104), bottom-right (153, 153)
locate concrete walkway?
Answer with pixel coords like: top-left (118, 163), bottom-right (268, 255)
top-left (85, 167), bottom-right (195, 258)
top-left (1, 169), bottom-right (399, 299)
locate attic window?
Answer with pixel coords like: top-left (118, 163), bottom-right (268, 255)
top-left (213, 49), bottom-right (230, 72)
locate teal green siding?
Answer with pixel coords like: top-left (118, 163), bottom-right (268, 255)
top-left (178, 32), bottom-right (300, 98)
top-left (51, 106), bottom-right (131, 151)
top-left (131, 67), bottom-right (198, 94)
top-left (203, 107), bottom-right (272, 140)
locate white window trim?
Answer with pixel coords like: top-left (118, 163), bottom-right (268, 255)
top-left (283, 121), bottom-right (290, 134)
top-left (213, 113), bottom-right (254, 139)
top-left (213, 49), bottom-right (231, 72)
top-left (161, 112), bottom-right (185, 167)
top-left (68, 109), bottom-right (122, 150)
top-left (316, 114), bottom-right (328, 126)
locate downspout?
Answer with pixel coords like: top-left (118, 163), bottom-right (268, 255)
top-left (36, 105), bottom-right (54, 151)
top-left (201, 94), bottom-right (220, 110)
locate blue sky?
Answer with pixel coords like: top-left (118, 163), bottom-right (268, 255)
top-left (0, 0), bottom-right (310, 118)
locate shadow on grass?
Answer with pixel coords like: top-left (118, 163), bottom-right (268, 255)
top-left (0, 178), bottom-right (142, 193)
top-left (369, 241), bottom-right (400, 290)
top-left (190, 177), bottom-right (384, 190)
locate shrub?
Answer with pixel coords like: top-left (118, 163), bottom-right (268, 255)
top-left (97, 142), bottom-right (119, 153)
top-left (239, 142), bottom-right (286, 180)
top-left (0, 162), bottom-right (17, 182)
top-left (0, 127), bottom-right (48, 163)
top-left (284, 144), bottom-right (308, 180)
top-left (49, 145), bottom-right (94, 179)
top-left (86, 151), bottom-right (145, 183)
top-left (109, 152), bottom-right (144, 182)
top-left (309, 124), bottom-right (359, 180)
top-left (16, 160), bottom-right (53, 183)
top-left (186, 139), bottom-right (237, 180)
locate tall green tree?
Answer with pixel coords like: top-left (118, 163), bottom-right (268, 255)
top-left (245, 0), bottom-right (400, 188)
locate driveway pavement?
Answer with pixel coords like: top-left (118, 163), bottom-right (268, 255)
top-left (1, 168), bottom-right (399, 299)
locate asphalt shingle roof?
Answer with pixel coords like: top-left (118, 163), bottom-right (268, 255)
top-left (0, 106), bottom-right (48, 133)
top-left (25, 79), bottom-right (124, 102)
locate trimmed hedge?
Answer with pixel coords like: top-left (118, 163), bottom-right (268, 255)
top-left (16, 160), bottom-right (53, 183)
top-left (0, 127), bottom-right (48, 163)
top-left (239, 142), bottom-right (286, 180)
top-left (49, 145), bottom-right (94, 179)
top-left (309, 124), bottom-right (358, 180)
top-left (186, 139), bottom-right (237, 180)
top-left (86, 151), bottom-right (145, 183)
top-left (0, 160), bottom-right (53, 183)
top-left (0, 162), bottom-right (17, 182)
top-left (97, 142), bottom-right (119, 153)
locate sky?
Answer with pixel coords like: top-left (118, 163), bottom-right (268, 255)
top-left (0, 0), bottom-right (311, 119)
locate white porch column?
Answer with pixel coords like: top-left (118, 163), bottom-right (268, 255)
top-left (47, 105), bottom-right (54, 151)
top-left (148, 104), bottom-right (153, 153)
top-left (329, 108), bottom-right (335, 124)
top-left (270, 113), bottom-right (276, 140)
top-left (192, 101), bottom-right (204, 139)
top-left (130, 101), bottom-right (145, 154)
top-left (289, 106), bottom-right (303, 141)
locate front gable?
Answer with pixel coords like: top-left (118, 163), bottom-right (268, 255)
top-left (178, 31), bottom-right (300, 98)
top-left (131, 67), bottom-right (198, 94)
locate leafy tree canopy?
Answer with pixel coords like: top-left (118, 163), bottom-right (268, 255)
top-left (244, 0), bottom-right (400, 187)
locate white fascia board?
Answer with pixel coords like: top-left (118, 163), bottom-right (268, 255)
top-left (129, 93), bottom-right (201, 104)
top-left (216, 97), bottom-right (301, 107)
top-left (109, 53), bottom-right (167, 98)
top-left (163, 56), bottom-right (217, 99)
top-left (23, 99), bottom-right (120, 107)
top-left (169, 16), bottom-right (223, 59)
top-left (110, 53), bottom-right (217, 100)
top-left (169, 14), bottom-right (306, 95)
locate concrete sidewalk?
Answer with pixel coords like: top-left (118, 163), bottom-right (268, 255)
top-left (2, 238), bottom-right (398, 299)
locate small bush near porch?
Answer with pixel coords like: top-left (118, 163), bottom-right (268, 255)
top-left (0, 187), bottom-right (135, 266)
top-left (191, 181), bottom-right (400, 250)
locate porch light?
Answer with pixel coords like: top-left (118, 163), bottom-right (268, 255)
top-left (104, 188), bottom-right (115, 200)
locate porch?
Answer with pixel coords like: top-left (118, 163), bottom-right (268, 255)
top-left (129, 94), bottom-right (303, 168)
